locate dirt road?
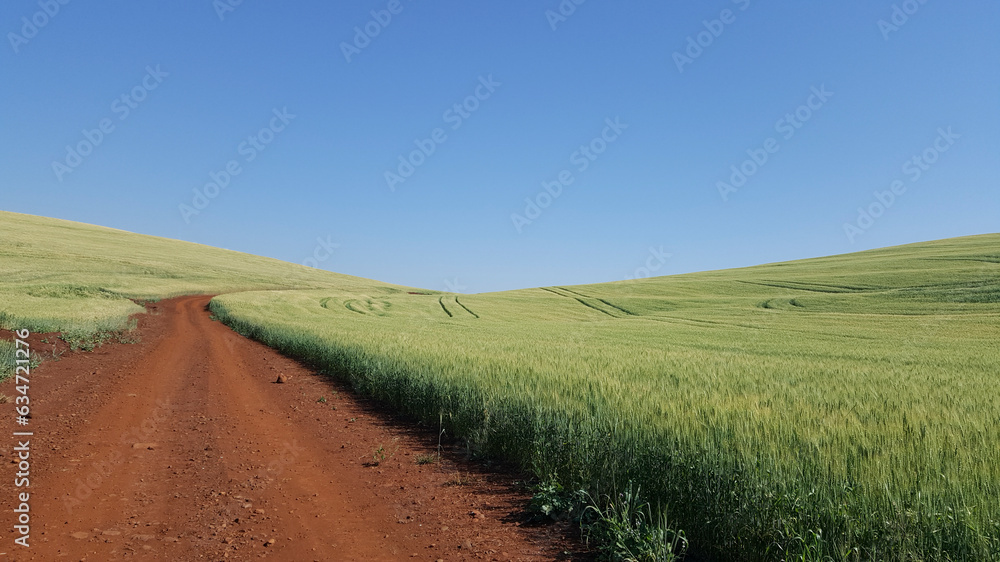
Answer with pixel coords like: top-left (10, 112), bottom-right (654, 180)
top-left (0, 296), bottom-right (580, 561)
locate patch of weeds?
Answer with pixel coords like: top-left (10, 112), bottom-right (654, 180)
top-left (0, 345), bottom-right (42, 382)
top-left (372, 444), bottom-right (387, 465)
top-left (0, 341), bottom-right (14, 382)
top-left (528, 479), bottom-right (584, 522)
top-left (317, 396), bottom-right (327, 404)
top-left (415, 454), bottom-right (437, 465)
top-left (443, 472), bottom-right (471, 487)
top-left (208, 313), bottom-right (219, 322)
top-left (367, 444), bottom-right (398, 467)
top-left (59, 328), bottom-right (97, 352)
top-left (581, 482), bottom-right (687, 562)
top-left (60, 319), bottom-right (139, 351)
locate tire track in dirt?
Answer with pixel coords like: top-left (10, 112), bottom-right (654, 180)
top-left (0, 296), bottom-right (585, 561)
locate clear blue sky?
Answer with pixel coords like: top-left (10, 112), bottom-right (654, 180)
top-left (2, 1), bottom-right (997, 293)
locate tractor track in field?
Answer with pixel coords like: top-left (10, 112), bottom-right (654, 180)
top-left (440, 296), bottom-right (478, 319)
top-left (453, 298), bottom-right (479, 319)
top-left (0, 296), bottom-right (586, 561)
top-left (539, 287), bottom-right (633, 318)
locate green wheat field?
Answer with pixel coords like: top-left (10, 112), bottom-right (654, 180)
top-left (2, 210), bottom-right (998, 560)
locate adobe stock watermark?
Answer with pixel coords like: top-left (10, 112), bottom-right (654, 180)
top-left (251, 441), bottom-right (305, 486)
top-left (716, 84), bottom-right (833, 202)
top-left (444, 277), bottom-right (468, 292)
top-left (63, 398), bottom-right (173, 514)
top-left (179, 107), bottom-right (295, 223)
top-left (213, 440), bottom-right (306, 526)
top-left (843, 126), bottom-right (959, 243)
top-left (511, 117), bottom-right (627, 234)
top-left (213, 0), bottom-right (249, 21)
top-left (672, 0), bottom-right (751, 73)
top-left (878, 0), bottom-right (931, 41)
top-left (213, 0), bottom-right (255, 22)
top-left (302, 236), bottom-right (340, 269)
top-left (384, 75), bottom-right (501, 192)
top-left (50, 65), bottom-right (169, 182)
top-left (623, 246), bottom-right (672, 281)
top-left (7, 0), bottom-right (72, 54)
top-left (545, 0), bottom-right (587, 31)
top-left (340, 0), bottom-right (411, 63)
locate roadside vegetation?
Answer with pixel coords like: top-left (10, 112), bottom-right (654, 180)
top-left (211, 234), bottom-right (1000, 560)
top-left (2, 211), bottom-right (998, 559)
top-left (0, 340), bottom-right (14, 380)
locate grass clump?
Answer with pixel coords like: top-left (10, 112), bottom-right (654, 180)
top-left (415, 454), bottom-right (437, 465)
top-left (582, 482), bottom-right (687, 562)
top-left (528, 479), bottom-right (583, 522)
top-left (58, 318), bottom-right (142, 351)
top-left (0, 340), bottom-right (41, 383)
top-left (0, 340), bottom-right (14, 382)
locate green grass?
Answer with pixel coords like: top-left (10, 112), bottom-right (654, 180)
top-left (0, 340), bottom-right (14, 381)
top-left (209, 234), bottom-right (1000, 561)
top-left (0, 339), bottom-right (42, 383)
top-left (2, 211), bottom-right (998, 559)
top-left (0, 210), bottom-right (410, 334)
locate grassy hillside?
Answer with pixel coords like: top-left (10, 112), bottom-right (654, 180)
top-left (2, 211), bottom-right (998, 559)
top-left (211, 234), bottom-right (1000, 561)
top-left (0, 210), bottom-right (409, 335)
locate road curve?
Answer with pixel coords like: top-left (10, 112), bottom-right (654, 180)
top-left (0, 296), bottom-right (576, 561)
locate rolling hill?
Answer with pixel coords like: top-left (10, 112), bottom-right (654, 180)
top-left (2, 210), bottom-right (998, 560)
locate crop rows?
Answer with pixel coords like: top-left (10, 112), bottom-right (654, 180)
top-left (211, 235), bottom-right (1000, 560)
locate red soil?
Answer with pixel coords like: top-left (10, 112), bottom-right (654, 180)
top-left (0, 296), bottom-right (588, 561)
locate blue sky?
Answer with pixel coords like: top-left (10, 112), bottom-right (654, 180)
top-left (2, 1), bottom-right (997, 293)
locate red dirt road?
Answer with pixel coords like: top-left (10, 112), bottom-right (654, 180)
top-left (0, 296), bottom-right (582, 561)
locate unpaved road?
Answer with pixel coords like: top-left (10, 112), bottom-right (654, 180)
top-left (0, 296), bottom-right (582, 561)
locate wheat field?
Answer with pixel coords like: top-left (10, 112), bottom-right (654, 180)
top-left (211, 234), bottom-right (1000, 560)
top-left (2, 211), bottom-right (998, 559)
